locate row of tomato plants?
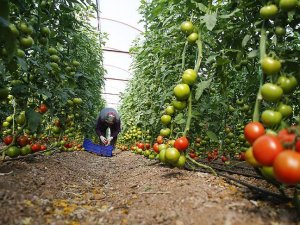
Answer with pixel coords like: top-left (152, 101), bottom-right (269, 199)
top-left (118, 0), bottom-right (300, 209)
top-left (0, 0), bottom-right (106, 158)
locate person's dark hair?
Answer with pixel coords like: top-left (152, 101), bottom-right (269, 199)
top-left (105, 112), bottom-right (116, 124)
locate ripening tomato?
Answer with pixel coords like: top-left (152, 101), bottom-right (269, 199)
top-left (273, 150), bottom-right (300, 185)
top-left (156, 136), bottom-right (164, 144)
top-left (244, 122), bottom-right (265, 144)
top-left (136, 142), bottom-right (144, 150)
top-left (174, 137), bottom-right (189, 151)
top-left (40, 145), bottom-right (47, 151)
top-left (17, 135), bottom-right (28, 147)
top-left (145, 143), bottom-right (150, 149)
top-left (252, 135), bottom-right (283, 166)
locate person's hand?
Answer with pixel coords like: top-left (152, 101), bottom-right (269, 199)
top-left (107, 137), bottom-right (113, 145)
top-left (100, 136), bottom-right (107, 145)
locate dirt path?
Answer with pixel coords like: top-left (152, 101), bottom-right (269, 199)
top-left (0, 150), bottom-right (299, 225)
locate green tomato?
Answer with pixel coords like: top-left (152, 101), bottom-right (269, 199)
top-left (275, 26), bottom-right (286, 36)
top-left (9, 24), bottom-right (19, 36)
top-left (165, 147), bottom-right (180, 164)
top-left (6, 146), bottom-right (20, 158)
top-left (279, 0), bottom-right (298, 11)
top-left (261, 110), bottom-right (282, 127)
top-left (261, 83), bottom-right (283, 102)
top-left (50, 55), bottom-right (60, 63)
top-left (174, 84), bottom-right (190, 100)
top-left (159, 149), bottom-right (166, 162)
top-left (3, 121), bottom-right (10, 127)
top-left (277, 103), bottom-right (293, 117)
top-left (182, 69), bottom-right (197, 85)
top-left (158, 144), bottom-right (168, 152)
top-left (20, 36), bottom-right (34, 48)
top-left (161, 115), bottom-right (172, 125)
top-left (172, 100), bottom-right (187, 110)
top-left (260, 166), bottom-right (275, 179)
top-left (160, 128), bottom-right (171, 137)
top-left (277, 75), bottom-right (298, 93)
top-left (165, 105), bottom-right (175, 115)
top-left (17, 49), bottom-right (25, 58)
top-left (48, 47), bottom-right (58, 55)
top-left (0, 87), bottom-right (9, 100)
top-left (180, 21), bottom-right (194, 34)
top-left (187, 32), bottom-right (198, 43)
top-left (175, 154), bottom-right (186, 168)
top-left (261, 57), bottom-right (281, 75)
top-left (259, 4), bottom-right (278, 19)
top-left (41, 27), bottom-right (51, 36)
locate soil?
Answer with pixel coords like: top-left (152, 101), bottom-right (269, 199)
top-left (0, 150), bottom-right (300, 225)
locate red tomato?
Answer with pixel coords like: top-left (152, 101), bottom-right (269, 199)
top-left (3, 135), bottom-right (13, 145)
top-left (40, 145), bottom-right (47, 151)
top-left (39, 104), bottom-right (48, 114)
top-left (174, 137), bottom-right (189, 151)
top-left (296, 140), bottom-right (300, 153)
top-left (221, 155), bottom-right (228, 163)
top-left (145, 143), bottom-right (150, 149)
top-left (244, 122), bottom-right (265, 144)
top-left (136, 142), bottom-right (144, 150)
top-left (252, 135), bottom-right (283, 166)
top-left (153, 143), bottom-right (159, 153)
top-left (17, 135), bottom-right (28, 147)
top-left (31, 143), bottom-right (41, 152)
top-left (277, 129), bottom-right (296, 146)
top-left (189, 152), bottom-right (196, 158)
top-left (273, 150), bottom-right (300, 185)
top-left (239, 152), bottom-right (246, 161)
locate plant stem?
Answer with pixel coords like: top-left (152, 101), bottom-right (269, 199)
top-left (253, 23), bottom-right (266, 122)
top-left (187, 156), bottom-right (217, 176)
top-left (183, 94), bottom-right (192, 137)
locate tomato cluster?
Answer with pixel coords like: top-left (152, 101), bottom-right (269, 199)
top-left (245, 122), bottom-right (300, 185)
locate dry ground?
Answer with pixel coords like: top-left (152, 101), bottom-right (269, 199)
top-left (0, 150), bottom-right (299, 225)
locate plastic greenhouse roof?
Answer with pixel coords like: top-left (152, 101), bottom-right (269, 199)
top-left (95, 0), bottom-right (144, 110)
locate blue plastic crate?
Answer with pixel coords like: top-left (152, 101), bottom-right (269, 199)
top-left (83, 138), bottom-right (113, 157)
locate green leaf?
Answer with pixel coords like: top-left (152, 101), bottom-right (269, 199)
top-left (17, 58), bottom-right (28, 71)
top-left (194, 2), bottom-right (208, 12)
top-left (247, 50), bottom-right (258, 58)
top-left (195, 79), bottom-right (212, 100)
top-left (174, 113), bottom-right (186, 125)
top-left (242, 34), bottom-right (250, 47)
top-left (219, 8), bottom-right (240, 19)
top-left (201, 12), bottom-right (217, 31)
top-left (26, 108), bottom-right (42, 133)
top-left (206, 130), bottom-right (218, 141)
